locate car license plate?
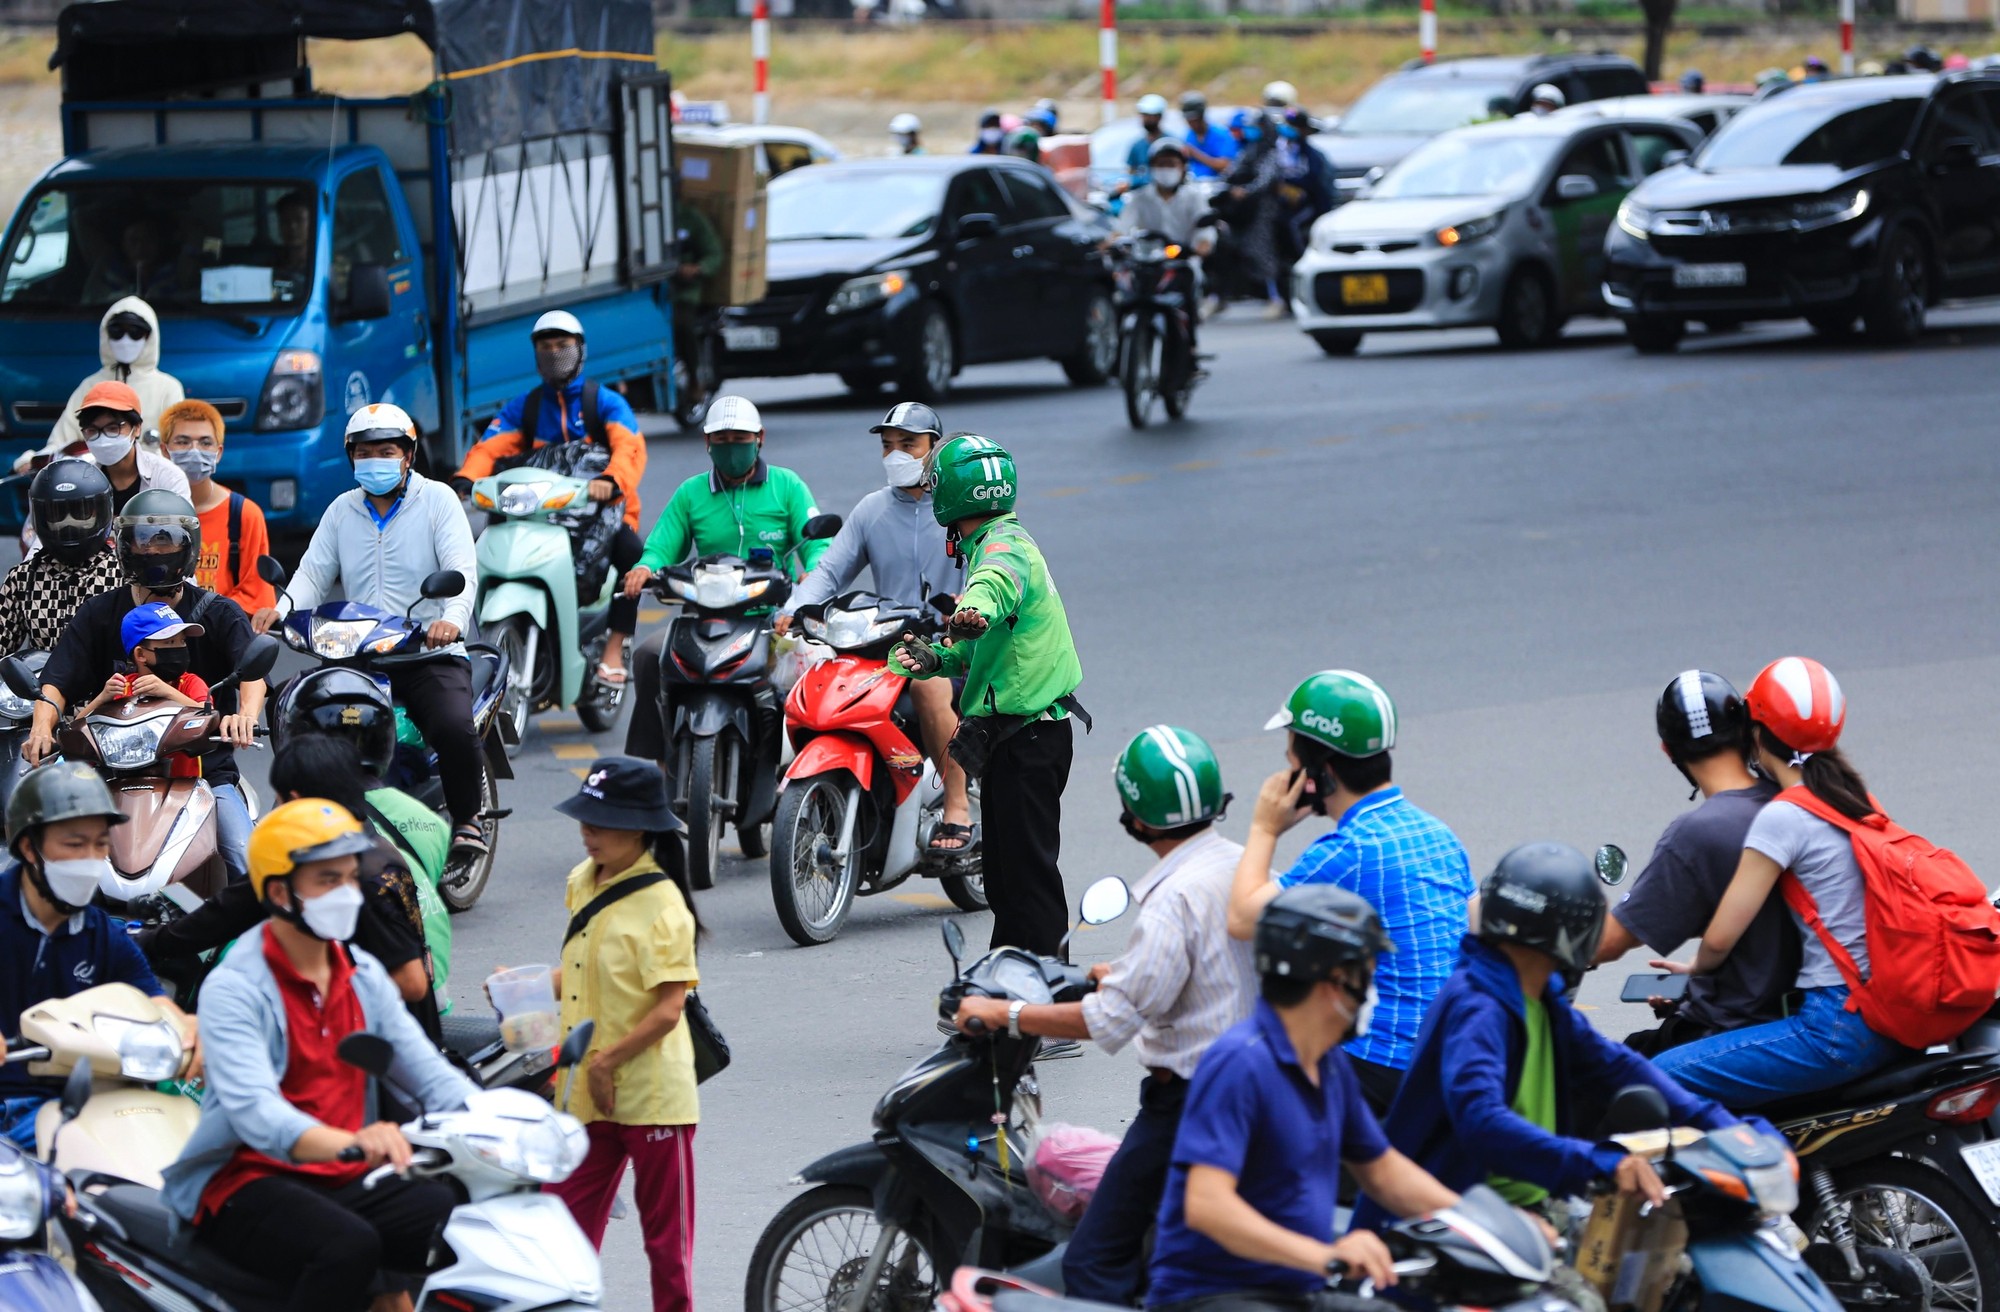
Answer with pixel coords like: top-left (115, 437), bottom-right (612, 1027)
top-left (1962, 1141), bottom-right (2000, 1206)
top-left (1673, 263), bottom-right (1747, 289)
top-left (1341, 273), bottom-right (1390, 307)
top-left (722, 325), bottom-right (779, 352)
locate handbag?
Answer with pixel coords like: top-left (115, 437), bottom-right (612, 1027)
top-left (563, 873), bottom-right (729, 1082)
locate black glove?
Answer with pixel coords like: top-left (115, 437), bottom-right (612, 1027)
top-left (947, 608), bottom-right (989, 641)
top-left (896, 633), bottom-right (942, 676)
top-left (449, 475), bottom-right (474, 498)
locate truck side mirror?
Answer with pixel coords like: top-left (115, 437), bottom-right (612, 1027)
top-left (340, 264), bottom-right (393, 322)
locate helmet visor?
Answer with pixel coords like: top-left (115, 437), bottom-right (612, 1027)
top-left (42, 503), bottom-right (108, 537)
top-left (120, 519), bottom-right (196, 553)
top-left (347, 428), bottom-right (414, 450)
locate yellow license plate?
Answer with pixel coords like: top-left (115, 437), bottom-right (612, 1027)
top-left (1341, 273), bottom-right (1390, 306)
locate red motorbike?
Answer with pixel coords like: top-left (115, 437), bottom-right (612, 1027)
top-left (771, 591), bottom-right (984, 945)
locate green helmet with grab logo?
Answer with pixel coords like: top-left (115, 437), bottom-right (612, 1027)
top-left (1264, 670), bottom-right (1398, 758)
top-left (925, 433), bottom-right (1016, 525)
top-left (1115, 725), bottom-right (1226, 829)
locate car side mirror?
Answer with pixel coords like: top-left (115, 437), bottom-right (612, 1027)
top-left (801, 513), bottom-right (844, 541)
top-left (0, 655), bottom-right (37, 700)
top-left (339, 263), bottom-right (393, 322)
top-left (255, 554), bottom-right (288, 586)
top-left (557, 1020), bottom-right (595, 1069)
top-left (337, 1033), bottom-right (394, 1078)
top-left (955, 212), bottom-right (1001, 241)
top-left (1555, 174), bottom-right (1600, 202)
top-left (1938, 137), bottom-right (1981, 169)
top-left (420, 569), bottom-right (466, 600)
top-left (1660, 149), bottom-right (1691, 168)
top-left (1594, 844), bottom-right (1629, 887)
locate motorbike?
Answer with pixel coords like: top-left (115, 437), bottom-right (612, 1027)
top-left (258, 557), bottom-right (514, 913)
top-left (61, 1022), bottom-right (602, 1312)
top-left (0, 638), bottom-right (279, 917)
top-left (0, 649), bottom-right (47, 814)
top-left (438, 1009), bottom-right (562, 1099)
top-left (5, 984), bottom-right (195, 1190)
top-left (1111, 228), bottom-right (1207, 429)
top-left (744, 878), bottom-right (1134, 1312)
top-left (773, 590), bottom-right (985, 945)
top-left (469, 441), bottom-right (627, 749)
top-left (0, 1075), bottom-right (99, 1312)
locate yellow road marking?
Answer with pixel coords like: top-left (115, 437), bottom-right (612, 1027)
top-left (1382, 421), bottom-right (1423, 434)
top-left (1112, 472), bottom-right (1154, 485)
top-left (538, 716), bottom-right (584, 734)
top-left (553, 743), bottom-right (597, 760)
top-left (570, 766), bottom-right (590, 780)
top-left (1448, 412), bottom-right (1489, 423)
top-left (1174, 459), bottom-right (1216, 472)
top-left (893, 892), bottom-right (955, 908)
top-left (1313, 434), bottom-right (1354, 446)
top-left (639, 608), bottom-right (668, 623)
top-left (1248, 447), bottom-right (1282, 459)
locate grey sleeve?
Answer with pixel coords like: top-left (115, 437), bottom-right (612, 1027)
top-left (786, 513), bottom-right (867, 613)
top-left (195, 972), bottom-right (320, 1160)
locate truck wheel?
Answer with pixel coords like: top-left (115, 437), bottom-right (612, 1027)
top-left (1061, 289), bottom-right (1119, 385)
top-left (898, 303), bottom-right (954, 403)
top-left (770, 776), bottom-right (861, 946)
top-left (1624, 316), bottom-right (1685, 354)
top-left (1311, 330), bottom-right (1363, 356)
top-left (1861, 225), bottom-right (1929, 345)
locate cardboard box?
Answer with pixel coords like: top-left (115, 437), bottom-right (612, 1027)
top-left (676, 138), bottom-right (767, 307)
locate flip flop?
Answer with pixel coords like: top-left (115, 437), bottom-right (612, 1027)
top-left (595, 662), bottom-right (629, 687)
top-left (929, 821), bottom-right (979, 854)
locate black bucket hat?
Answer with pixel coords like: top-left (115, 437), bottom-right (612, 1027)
top-left (555, 756), bottom-right (684, 833)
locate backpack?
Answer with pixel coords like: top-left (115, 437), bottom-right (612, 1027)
top-left (1776, 785), bottom-right (2000, 1049)
top-left (518, 381), bottom-right (607, 447)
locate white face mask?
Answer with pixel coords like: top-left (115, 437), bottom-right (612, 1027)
top-left (297, 882), bottom-right (364, 942)
top-left (883, 451), bottom-right (926, 488)
top-left (107, 337), bottom-right (145, 366)
top-left (1351, 981), bottom-right (1379, 1037)
top-left (86, 435), bottom-right (134, 467)
top-left (38, 856), bottom-right (111, 909)
top-left (1151, 166), bottom-right (1184, 190)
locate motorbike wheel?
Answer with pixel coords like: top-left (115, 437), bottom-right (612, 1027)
top-left (1799, 1157), bottom-right (2000, 1312)
top-left (491, 616), bottom-right (536, 757)
top-left (738, 820), bottom-right (769, 858)
top-left (939, 780), bottom-right (987, 912)
top-left (440, 754), bottom-right (500, 913)
top-left (770, 776), bottom-right (862, 945)
top-left (744, 1183), bottom-right (937, 1312)
top-left (1122, 317), bottom-right (1157, 429)
top-left (686, 736), bottom-right (724, 892)
top-left (1162, 324), bottom-right (1192, 420)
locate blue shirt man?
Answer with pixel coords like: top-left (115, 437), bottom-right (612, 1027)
top-left (1183, 118), bottom-right (1239, 179)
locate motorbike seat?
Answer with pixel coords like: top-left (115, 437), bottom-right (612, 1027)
top-left (87, 1182), bottom-right (291, 1301)
top-left (440, 1010), bottom-right (505, 1063)
top-left (465, 643), bottom-right (504, 705)
top-left (1760, 1049), bottom-right (2000, 1123)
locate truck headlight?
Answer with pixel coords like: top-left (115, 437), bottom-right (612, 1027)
top-left (255, 350), bottom-right (324, 432)
top-left (826, 271), bottom-right (908, 315)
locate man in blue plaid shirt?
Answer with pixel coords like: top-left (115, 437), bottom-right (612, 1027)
top-left (1228, 670), bottom-right (1474, 1113)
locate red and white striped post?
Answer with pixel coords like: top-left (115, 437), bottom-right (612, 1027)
top-left (1419, 0), bottom-right (1436, 64)
top-left (1839, 0), bottom-right (1855, 74)
top-left (1100, 0), bottom-right (1118, 126)
top-left (752, 0), bottom-right (770, 125)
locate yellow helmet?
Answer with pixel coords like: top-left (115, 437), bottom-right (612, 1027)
top-left (248, 799), bottom-right (375, 896)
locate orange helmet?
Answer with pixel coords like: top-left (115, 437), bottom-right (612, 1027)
top-left (1746, 656), bottom-right (1846, 755)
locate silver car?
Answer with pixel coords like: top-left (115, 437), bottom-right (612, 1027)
top-left (1290, 113), bottom-right (1702, 354)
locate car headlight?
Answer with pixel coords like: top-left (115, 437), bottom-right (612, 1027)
top-left (1745, 1161), bottom-right (1800, 1218)
top-left (94, 719), bottom-right (167, 769)
top-left (1436, 212), bottom-right (1504, 247)
top-left (826, 270), bottom-right (908, 315)
top-left (0, 1148), bottom-right (47, 1241)
top-left (94, 1014), bottom-right (183, 1082)
top-left (311, 619), bottom-right (378, 660)
top-left (1792, 188), bottom-right (1869, 230)
top-left (0, 688), bottom-right (31, 720)
top-left (1617, 198), bottom-right (1654, 240)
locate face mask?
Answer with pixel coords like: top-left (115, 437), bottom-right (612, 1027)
top-left (1279, 123), bottom-right (1301, 140)
top-left (353, 457), bottom-right (405, 496)
top-left (108, 336), bottom-right (145, 366)
top-left (883, 451), bottom-right (925, 488)
top-left (980, 127), bottom-right (1003, 146)
top-left (36, 855), bottom-right (110, 910)
top-left (710, 441), bottom-right (759, 480)
top-left (1118, 809), bottom-right (1154, 845)
top-left (169, 448), bottom-right (218, 484)
top-left (1351, 981), bottom-right (1379, 1037)
top-left (1151, 166), bottom-right (1184, 190)
top-left (145, 647), bottom-right (191, 683)
top-left (536, 340), bottom-right (583, 387)
top-left (87, 435), bottom-right (134, 467)
top-left (296, 882), bottom-right (364, 942)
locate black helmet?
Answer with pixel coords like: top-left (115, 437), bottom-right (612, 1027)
top-left (1906, 44), bottom-right (1942, 71)
top-left (30, 457), bottom-right (113, 566)
top-left (1655, 669), bottom-right (1748, 762)
top-left (6, 761), bottom-right (125, 859)
top-left (275, 667), bottom-right (396, 777)
top-left (114, 489), bottom-right (200, 593)
top-left (869, 401), bottom-right (943, 440)
top-left (1477, 842), bottom-right (1606, 980)
top-left (1179, 91), bottom-right (1208, 115)
top-left (1255, 885), bottom-right (1393, 984)
top-left (1679, 69), bottom-right (1705, 92)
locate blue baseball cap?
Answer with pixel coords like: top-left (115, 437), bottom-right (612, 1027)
top-left (120, 601), bottom-right (203, 654)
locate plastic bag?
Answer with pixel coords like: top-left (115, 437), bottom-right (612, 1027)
top-left (1028, 1123), bottom-right (1121, 1222)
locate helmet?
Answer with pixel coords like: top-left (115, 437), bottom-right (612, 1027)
top-left (1262, 79), bottom-right (1298, 107)
top-left (1746, 657), bottom-right (1846, 756)
top-left (704, 394), bottom-right (763, 436)
top-left (114, 489), bottom-right (200, 593)
top-left (889, 112), bottom-right (921, 135)
top-left (1033, 98), bottom-right (1060, 125)
top-left (1531, 83), bottom-right (1566, 108)
top-left (531, 310), bottom-right (585, 341)
top-left (1136, 94), bottom-right (1169, 116)
top-left (1655, 669), bottom-right (1748, 760)
top-left (1115, 725), bottom-right (1226, 829)
top-left (870, 401), bottom-right (942, 439)
top-left (344, 402), bottom-right (418, 456)
top-left (1477, 842), bottom-right (1606, 980)
top-left (1804, 55), bottom-right (1829, 72)
top-left (1230, 108), bottom-right (1266, 134)
top-left (30, 457), bottom-right (113, 566)
top-left (1179, 91), bottom-right (1209, 115)
top-left (276, 667), bottom-right (397, 778)
top-left (1255, 885), bottom-right (1392, 984)
top-left (1905, 44), bottom-right (1942, 71)
top-left (248, 798), bottom-right (376, 898)
top-left (6, 761), bottom-right (125, 858)
top-left (1264, 670), bottom-right (1397, 758)
top-left (925, 434), bottom-right (1016, 525)
top-left (1024, 108), bottom-right (1056, 133)
top-left (979, 108), bottom-right (1002, 129)
top-left (1679, 69), bottom-right (1705, 92)
top-left (1148, 136), bottom-right (1189, 162)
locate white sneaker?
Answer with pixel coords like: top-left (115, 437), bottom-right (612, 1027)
top-left (1201, 295), bottom-right (1224, 319)
top-left (1260, 299), bottom-right (1289, 321)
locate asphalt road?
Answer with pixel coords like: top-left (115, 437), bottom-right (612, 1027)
top-left (252, 304), bottom-right (2000, 1309)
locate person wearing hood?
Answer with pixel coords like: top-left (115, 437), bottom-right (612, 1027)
top-left (969, 108), bottom-right (1006, 154)
top-left (19, 298), bottom-right (187, 473)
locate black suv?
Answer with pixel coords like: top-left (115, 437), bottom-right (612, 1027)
top-left (1604, 71), bottom-right (2000, 351)
top-left (1321, 53), bottom-right (1650, 200)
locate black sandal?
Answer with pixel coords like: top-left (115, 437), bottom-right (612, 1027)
top-left (929, 821), bottom-right (978, 854)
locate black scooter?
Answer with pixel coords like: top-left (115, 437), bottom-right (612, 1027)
top-left (0, 648), bottom-right (46, 815)
top-left (1111, 228), bottom-right (1209, 430)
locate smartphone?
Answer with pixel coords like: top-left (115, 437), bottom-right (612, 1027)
top-left (1620, 972), bottom-right (1690, 1004)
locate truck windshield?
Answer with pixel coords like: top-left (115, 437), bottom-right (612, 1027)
top-left (769, 170), bottom-right (948, 242)
top-left (1, 181), bottom-right (318, 314)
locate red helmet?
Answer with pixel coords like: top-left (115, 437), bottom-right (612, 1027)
top-left (1746, 657), bottom-right (1846, 755)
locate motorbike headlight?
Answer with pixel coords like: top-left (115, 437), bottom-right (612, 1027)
top-left (1436, 212), bottom-right (1504, 247)
top-left (0, 1148), bottom-right (47, 1241)
top-left (94, 1014), bottom-right (183, 1082)
top-left (1617, 198), bottom-right (1654, 240)
top-left (825, 606), bottom-right (881, 649)
top-left (1792, 187), bottom-right (1869, 230)
top-left (800, 615), bottom-right (830, 641)
top-left (825, 270), bottom-right (908, 315)
top-left (667, 577), bottom-right (699, 603)
top-left (311, 619), bottom-right (378, 661)
top-left (466, 1110), bottom-right (583, 1184)
top-left (93, 718), bottom-right (167, 769)
top-left (498, 482), bottom-right (552, 517)
top-left (693, 566), bottom-right (749, 610)
top-left (0, 688), bottom-right (31, 720)
top-left (1745, 1162), bottom-right (1800, 1217)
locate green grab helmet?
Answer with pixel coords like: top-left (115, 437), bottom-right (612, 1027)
top-left (1115, 725), bottom-right (1226, 829)
top-left (1264, 670), bottom-right (1398, 758)
top-left (925, 433), bottom-right (1016, 526)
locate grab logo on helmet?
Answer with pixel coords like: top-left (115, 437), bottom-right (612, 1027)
top-left (1299, 709), bottom-right (1345, 740)
top-left (972, 481), bottom-right (1014, 501)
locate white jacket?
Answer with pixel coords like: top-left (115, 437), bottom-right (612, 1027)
top-left (288, 470), bottom-right (478, 656)
top-left (33, 297), bottom-right (187, 459)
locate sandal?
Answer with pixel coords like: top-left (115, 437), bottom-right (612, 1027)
top-left (450, 824), bottom-right (489, 857)
top-left (929, 821), bottom-right (979, 854)
top-left (595, 662), bottom-right (629, 687)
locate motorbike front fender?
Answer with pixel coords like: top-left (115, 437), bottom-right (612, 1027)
top-left (1687, 1233), bottom-right (1843, 1312)
top-left (677, 693), bottom-right (750, 741)
top-left (798, 1140), bottom-right (892, 1193)
top-left (784, 733), bottom-right (876, 792)
top-left (478, 580), bottom-right (549, 632)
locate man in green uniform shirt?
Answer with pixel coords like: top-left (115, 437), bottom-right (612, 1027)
top-left (891, 434), bottom-right (1084, 953)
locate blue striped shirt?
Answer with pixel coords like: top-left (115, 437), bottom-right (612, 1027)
top-left (1276, 786), bottom-right (1474, 1070)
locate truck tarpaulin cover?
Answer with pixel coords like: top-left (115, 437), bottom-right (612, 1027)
top-left (434, 0), bottom-right (654, 155)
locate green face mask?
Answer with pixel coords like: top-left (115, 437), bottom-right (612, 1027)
top-left (709, 441), bottom-right (759, 480)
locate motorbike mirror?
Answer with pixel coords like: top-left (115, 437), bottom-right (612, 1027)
top-left (1078, 877), bottom-right (1132, 926)
top-left (1594, 844), bottom-right (1630, 887)
top-left (255, 554), bottom-right (288, 587)
top-left (0, 655), bottom-right (37, 700)
top-left (942, 919), bottom-right (966, 973)
top-left (557, 1020), bottom-right (596, 1070)
top-left (1603, 1083), bottom-right (1673, 1137)
top-left (58, 1058), bottom-right (91, 1124)
top-left (420, 570), bottom-right (466, 600)
top-left (337, 1032), bottom-right (395, 1079)
top-left (234, 634), bottom-right (281, 684)
top-left (801, 513), bottom-right (844, 542)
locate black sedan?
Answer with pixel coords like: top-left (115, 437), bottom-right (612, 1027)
top-left (715, 157), bottom-right (1118, 401)
top-left (1604, 71), bottom-right (2000, 352)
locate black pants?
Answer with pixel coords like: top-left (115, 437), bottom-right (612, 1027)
top-left (1624, 1009), bottom-right (1719, 1058)
top-left (1349, 1055), bottom-right (1404, 1118)
top-left (626, 630), bottom-right (673, 760)
top-left (983, 716), bottom-right (1073, 954)
top-left (608, 525), bottom-right (644, 638)
top-left (1064, 1073), bottom-right (1186, 1304)
top-left (200, 1172), bottom-right (457, 1312)
top-left (387, 656), bottom-right (480, 829)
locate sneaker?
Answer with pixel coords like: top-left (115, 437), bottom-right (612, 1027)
top-left (451, 824), bottom-right (490, 857)
top-left (1201, 295), bottom-right (1224, 319)
top-left (1260, 299), bottom-right (1289, 321)
top-left (1036, 1039), bottom-right (1084, 1061)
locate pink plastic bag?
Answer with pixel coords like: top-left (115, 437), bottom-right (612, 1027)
top-left (1028, 1123), bottom-right (1121, 1222)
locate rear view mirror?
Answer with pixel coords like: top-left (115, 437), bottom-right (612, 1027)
top-left (337, 1032), bottom-right (394, 1078)
top-left (58, 1058), bottom-right (91, 1123)
top-left (1078, 877), bottom-right (1131, 926)
top-left (0, 656), bottom-right (37, 700)
top-left (801, 513), bottom-right (844, 542)
top-left (340, 263), bottom-right (393, 322)
top-left (235, 634), bottom-right (281, 684)
top-left (942, 919), bottom-right (966, 973)
top-left (557, 1020), bottom-right (595, 1069)
top-left (256, 554), bottom-right (288, 586)
top-left (955, 212), bottom-right (1000, 242)
top-left (420, 570), bottom-right (466, 600)
top-left (1555, 174), bottom-right (1600, 202)
top-left (1594, 844), bottom-right (1629, 887)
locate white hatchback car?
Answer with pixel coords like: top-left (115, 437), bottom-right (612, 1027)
top-left (1290, 113), bottom-right (1701, 354)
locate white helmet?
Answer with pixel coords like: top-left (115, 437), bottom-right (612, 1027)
top-left (889, 112), bottom-right (921, 135)
top-left (531, 309), bottom-right (585, 340)
top-left (345, 402), bottom-right (417, 452)
top-left (1262, 80), bottom-right (1298, 108)
top-left (1136, 93), bottom-right (1169, 116)
top-left (1531, 83), bottom-right (1565, 110)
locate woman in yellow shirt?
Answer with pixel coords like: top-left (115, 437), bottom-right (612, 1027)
top-left (546, 757), bottom-right (702, 1312)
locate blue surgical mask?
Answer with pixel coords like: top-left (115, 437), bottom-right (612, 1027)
top-left (354, 457), bottom-right (405, 496)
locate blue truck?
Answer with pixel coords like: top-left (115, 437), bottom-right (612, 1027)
top-left (0, 0), bottom-right (682, 537)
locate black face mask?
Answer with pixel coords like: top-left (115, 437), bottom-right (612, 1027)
top-left (147, 647), bottom-right (191, 683)
top-left (1118, 810), bottom-right (1154, 845)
